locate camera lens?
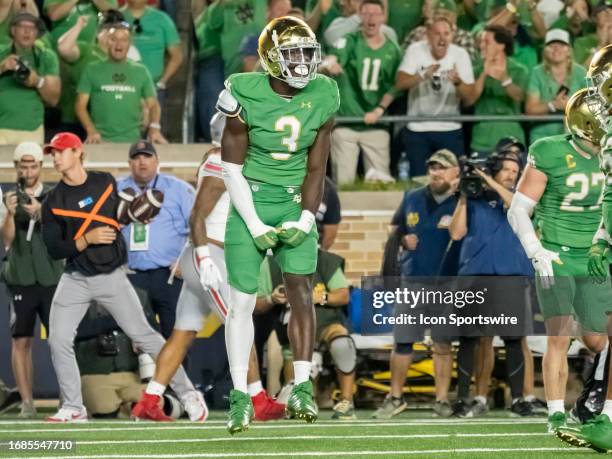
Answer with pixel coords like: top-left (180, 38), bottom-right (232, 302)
top-left (431, 72), bottom-right (442, 91)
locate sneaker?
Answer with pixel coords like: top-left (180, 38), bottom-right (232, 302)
top-left (469, 399), bottom-right (489, 417)
top-left (372, 395), bottom-right (407, 419)
top-left (557, 414), bottom-right (612, 453)
top-left (547, 411), bottom-right (567, 433)
top-left (511, 399), bottom-right (534, 417)
top-left (227, 390), bottom-right (254, 434)
top-left (432, 400), bottom-right (453, 418)
top-left (252, 391), bottom-right (285, 421)
top-left (0, 389), bottom-right (21, 414)
top-left (452, 399), bottom-right (473, 418)
top-left (132, 393), bottom-right (174, 422)
top-left (18, 402), bottom-right (36, 419)
top-left (181, 390), bottom-right (209, 422)
top-left (528, 398), bottom-right (547, 415)
top-left (332, 399), bottom-right (357, 420)
top-left (286, 381), bottom-right (318, 423)
top-left (46, 407), bottom-right (88, 423)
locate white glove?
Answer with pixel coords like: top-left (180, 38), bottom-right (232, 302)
top-left (531, 246), bottom-right (561, 289)
top-left (195, 246), bottom-right (222, 291)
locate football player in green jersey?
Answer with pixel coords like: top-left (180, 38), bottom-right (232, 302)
top-left (216, 16), bottom-right (339, 434)
top-left (555, 46), bottom-right (612, 453)
top-left (508, 88), bottom-right (610, 434)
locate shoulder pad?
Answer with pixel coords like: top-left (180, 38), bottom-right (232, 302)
top-left (216, 89), bottom-right (241, 117)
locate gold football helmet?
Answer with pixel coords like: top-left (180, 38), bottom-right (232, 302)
top-left (566, 88), bottom-right (605, 146)
top-left (585, 44), bottom-right (612, 130)
top-left (258, 16), bottom-right (321, 89)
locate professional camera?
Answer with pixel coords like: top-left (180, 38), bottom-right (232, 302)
top-left (16, 176), bottom-right (31, 206)
top-left (459, 158), bottom-right (488, 198)
top-left (13, 57), bottom-right (31, 85)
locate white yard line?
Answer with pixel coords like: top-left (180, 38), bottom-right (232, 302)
top-left (1, 447), bottom-right (574, 459)
top-left (0, 432), bottom-right (550, 446)
top-left (0, 419), bottom-right (549, 434)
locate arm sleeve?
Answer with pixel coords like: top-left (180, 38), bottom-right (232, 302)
top-left (41, 201), bottom-right (79, 260)
top-left (221, 161), bottom-right (265, 235)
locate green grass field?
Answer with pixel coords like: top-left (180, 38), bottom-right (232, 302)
top-left (0, 410), bottom-right (602, 459)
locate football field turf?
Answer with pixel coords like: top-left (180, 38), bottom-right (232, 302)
top-left (0, 411), bottom-right (599, 458)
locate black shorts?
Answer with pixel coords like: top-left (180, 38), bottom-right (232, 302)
top-left (8, 284), bottom-right (56, 338)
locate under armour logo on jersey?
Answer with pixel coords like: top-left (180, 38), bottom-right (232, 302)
top-left (301, 101), bottom-right (312, 109)
top-left (14, 295), bottom-right (22, 301)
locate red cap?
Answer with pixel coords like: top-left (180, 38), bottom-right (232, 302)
top-left (43, 132), bottom-right (83, 154)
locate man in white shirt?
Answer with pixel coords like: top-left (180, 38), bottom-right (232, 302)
top-left (396, 15), bottom-right (476, 177)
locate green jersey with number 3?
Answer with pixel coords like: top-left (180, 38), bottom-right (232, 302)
top-left (225, 72), bottom-right (340, 187)
top-left (528, 134), bottom-right (605, 249)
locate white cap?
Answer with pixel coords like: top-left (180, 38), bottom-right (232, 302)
top-left (13, 142), bottom-right (43, 162)
top-left (545, 28), bottom-right (570, 46)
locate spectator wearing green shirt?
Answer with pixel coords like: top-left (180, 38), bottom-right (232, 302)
top-left (207, 0), bottom-right (267, 78)
top-left (0, 13), bottom-right (61, 145)
top-left (573, 1), bottom-right (612, 66)
top-left (44, 0), bottom-right (116, 46)
top-left (56, 10), bottom-right (141, 138)
top-left (525, 29), bottom-right (587, 143)
top-left (471, 25), bottom-right (528, 156)
top-left (0, 0), bottom-right (39, 48)
top-left (121, 0), bottom-right (181, 89)
top-left (323, 0), bottom-right (402, 184)
top-left (75, 25), bottom-right (166, 143)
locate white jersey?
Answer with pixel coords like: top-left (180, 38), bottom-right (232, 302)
top-left (197, 151), bottom-right (230, 243)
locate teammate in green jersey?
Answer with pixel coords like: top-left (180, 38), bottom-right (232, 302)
top-left (508, 89), bottom-right (610, 434)
top-left (555, 45), bottom-right (612, 454)
top-left (216, 16), bottom-right (339, 434)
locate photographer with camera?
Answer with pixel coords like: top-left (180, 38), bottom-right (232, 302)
top-left (448, 149), bottom-right (534, 418)
top-left (1, 142), bottom-right (63, 418)
top-left (396, 14), bottom-right (475, 178)
top-left (0, 12), bottom-right (60, 145)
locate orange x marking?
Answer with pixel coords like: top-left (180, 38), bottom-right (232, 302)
top-left (51, 183), bottom-right (120, 240)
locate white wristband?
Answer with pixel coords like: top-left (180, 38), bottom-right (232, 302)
top-left (547, 102), bottom-right (556, 113)
top-left (501, 78), bottom-right (513, 87)
top-left (36, 76), bottom-right (45, 89)
top-left (299, 210), bottom-right (316, 232)
top-left (195, 245), bottom-right (210, 260)
top-left (593, 228), bottom-right (612, 245)
top-left (149, 122), bottom-right (161, 130)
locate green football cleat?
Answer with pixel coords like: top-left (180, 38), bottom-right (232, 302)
top-left (547, 411), bottom-right (567, 433)
top-left (226, 390), bottom-right (254, 435)
top-left (286, 381), bottom-right (318, 423)
top-left (557, 414), bottom-right (612, 453)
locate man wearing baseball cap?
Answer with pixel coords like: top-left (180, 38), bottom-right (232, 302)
top-left (1, 141), bottom-right (63, 418)
top-left (40, 132), bottom-right (202, 422)
top-left (117, 139), bottom-right (195, 339)
top-left (373, 149), bottom-right (460, 420)
top-left (0, 12), bottom-right (60, 145)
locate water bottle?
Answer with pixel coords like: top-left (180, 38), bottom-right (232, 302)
top-left (398, 152), bottom-right (410, 181)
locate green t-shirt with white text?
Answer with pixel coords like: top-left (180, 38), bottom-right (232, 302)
top-left (77, 59), bottom-right (156, 142)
